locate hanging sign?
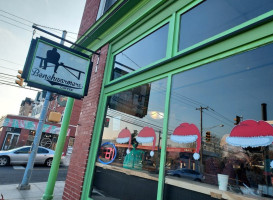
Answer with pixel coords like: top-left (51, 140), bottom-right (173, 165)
top-left (22, 37), bottom-right (92, 99)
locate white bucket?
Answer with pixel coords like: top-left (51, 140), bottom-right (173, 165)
top-left (217, 174), bottom-right (229, 191)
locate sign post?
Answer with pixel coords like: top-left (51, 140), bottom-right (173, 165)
top-left (18, 31), bottom-right (67, 190)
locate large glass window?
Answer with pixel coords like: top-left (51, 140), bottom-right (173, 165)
top-left (112, 24), bottom-right (169, 80)
top-left (97, 0), bottom-right (117, 20)
top-left (91, 78), bottom-right (167, 200)
top-left (165, 43), bottom-right (273, 198)
top-left (179, 0), bottom-right (273, 50)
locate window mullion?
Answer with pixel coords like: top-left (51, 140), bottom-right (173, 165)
top-left (157, 74), bottom-right (172, 200)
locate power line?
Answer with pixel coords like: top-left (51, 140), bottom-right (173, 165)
top-left (0, 19), bottom-right (32, 32)
top-left (0, 72), bottom-right (17, 77)
top-left (0, 13), bottom-right (31, 27)
top-left (0, 58), bottom-right (22, 66)
top-left (0, 65), bottom-right (19, 71)
top-left (0, 9), bottom-right (78, 35)
top-left (0, 81), bottom-right (40, 92)
top-left (0, 9), bottom-right (33, 24)
top-left (0, 10), bottom-right (77, 41)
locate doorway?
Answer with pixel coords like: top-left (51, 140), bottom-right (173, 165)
top-left (2, 132), bottom-right (20, 150)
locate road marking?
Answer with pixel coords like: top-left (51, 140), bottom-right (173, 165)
top-left (13, 166), bottom-right (25, 170)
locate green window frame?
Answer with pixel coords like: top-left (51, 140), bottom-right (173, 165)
top-left (105, 16), bottom-right (174, 85)
top-left (81, 1), bottom-right (273, 199)
top-left (174, 0), bottom-right (273, 57)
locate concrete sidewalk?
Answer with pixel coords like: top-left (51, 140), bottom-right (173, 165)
top-left (0, 181), bottom-right (64, 200)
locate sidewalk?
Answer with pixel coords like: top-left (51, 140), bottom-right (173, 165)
top-left (0, 181), bottom-right (65, 200)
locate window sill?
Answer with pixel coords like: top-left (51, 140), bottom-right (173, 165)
top-left (165, 177), bottom-right (268, 200)
top-left (96, 162), bottom-right (269, 200)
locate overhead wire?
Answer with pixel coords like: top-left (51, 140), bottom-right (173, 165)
top-left (0, 19), bottom-right (32, 32)
top-left (0, 58), bottom-right (23, 66)
top-left (0, 65), bottom-right (19, 71)
top-left (0, 9), bottom-right (77, 40)
top-left (0, 82), bottom-right (41, 92)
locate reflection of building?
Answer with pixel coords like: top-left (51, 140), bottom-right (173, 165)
top-left (109, 84), bottom-right (151, 118)
top-left (19, 97), bottom-right (34, 116)
top-left (63, 0), bottom-right (273, 200)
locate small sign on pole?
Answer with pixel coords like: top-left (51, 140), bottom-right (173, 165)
top-left (22, 37), bottom-right (92, 99)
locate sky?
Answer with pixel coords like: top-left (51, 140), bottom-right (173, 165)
top-left (0, 0), bottom-right (86, 117)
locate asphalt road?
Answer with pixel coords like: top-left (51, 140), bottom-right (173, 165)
top-left (0, 165), bottom-right (68, 185)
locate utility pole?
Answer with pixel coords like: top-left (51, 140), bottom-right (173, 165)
top-left (17, 30), bottom-right (67, 190)
top-left (18, 91), bottom-right (52, 190)
top-left (196, 106), bottom-right (208, 173)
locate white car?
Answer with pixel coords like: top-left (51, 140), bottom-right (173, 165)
top-left (0, 146), bottom-right (63, 167)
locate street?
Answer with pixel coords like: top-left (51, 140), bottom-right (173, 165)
top-left (0, 165), bottom-right (68, 185)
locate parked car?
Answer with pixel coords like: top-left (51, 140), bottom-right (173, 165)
top-left (0, 146), bottom-right (64, 167)
top-left (166, 168), bottom-right (204, 182)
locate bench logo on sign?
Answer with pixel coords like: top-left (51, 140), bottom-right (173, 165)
top-left (31, 47), bottom-right (85, 91)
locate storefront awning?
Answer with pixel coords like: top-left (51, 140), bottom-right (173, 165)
top-left (3, 118), bottom-right (70, 135)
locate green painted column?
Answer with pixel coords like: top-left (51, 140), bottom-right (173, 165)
top-left (157, 75), bottom-right (172, 200)
top-left (42, 97), bottom-right (75, 200)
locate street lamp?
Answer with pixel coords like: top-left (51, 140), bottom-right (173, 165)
top-left (203, 124), bottom-right (224, 132)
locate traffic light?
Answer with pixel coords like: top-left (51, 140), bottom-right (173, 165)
top-left (234, 115), bottom-right (241, 125)
top-left (206, 131), bottom-right (211, 142)
top-left (15, 70), bottom-right (24, 86)
top-left (104, 118), bottom-right (110, 127)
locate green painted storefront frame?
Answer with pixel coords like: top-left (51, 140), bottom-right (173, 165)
top-left (80, 0), bottom-right (273, 199)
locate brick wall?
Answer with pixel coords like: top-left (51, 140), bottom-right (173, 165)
top-left (17, 129), bottom-right (29, 147)
top-left (70, 100), bottom-right (83, 126)
top-left (63, 44), bottom-right (109, 200)
top-left (78, 0), bottom-right (101, 38)
top-left (0, 127), bottom-right (7, 149)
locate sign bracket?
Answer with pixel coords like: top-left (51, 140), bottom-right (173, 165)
top-left (32, 24), bottom-right (100, 56)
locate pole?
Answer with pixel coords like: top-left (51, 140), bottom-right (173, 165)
top-left (196, 106), bottom-right (208, 173)
top-left (261, 103), bottom-right (271, 191)
top-left (42, 31), bottom-right (70, 200)
top-left (43, 98), bottom-right (74, 200)
top-left (17, 91), bottom-right (52, 190)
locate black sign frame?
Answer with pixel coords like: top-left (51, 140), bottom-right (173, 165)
top-left (22, 37), bottom-right (93, 99)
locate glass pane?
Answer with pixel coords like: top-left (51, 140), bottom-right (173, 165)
top-left (112, 24), bottom-right (169, 80)
top-left (38, 147), bottom-right (49, 154)
top-left (103, 0), bottom-right (117, 14)
top-left (3, 134), bottom-right (12, 150)
top-left (165, 43), bottom-right (273, 198)
top-left (10, 135), bottom-right (19, 149)
top-left (179, 0), bottom-right (273, 50)
top-left (91, 78), bottom-right (167, 200)
top-left (16, 147), bottom-right (31, 154)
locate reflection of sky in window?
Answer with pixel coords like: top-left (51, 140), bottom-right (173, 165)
top-left (170, 43), bottom-right (273, 138)
top-left (113, 24), bottom-right (169, 76)
top-left (179, 0), bottom-right (273, 50)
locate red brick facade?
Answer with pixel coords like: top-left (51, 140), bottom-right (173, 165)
top-left (0, 127), bottom-right (7, 149)
top-left (63, 44), bottom-right (109, 200)
top-left (78, 0), bottom-right (101, 38)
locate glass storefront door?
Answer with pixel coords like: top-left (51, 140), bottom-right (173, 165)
top-left (2, 132), bottom-right (20, 150)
